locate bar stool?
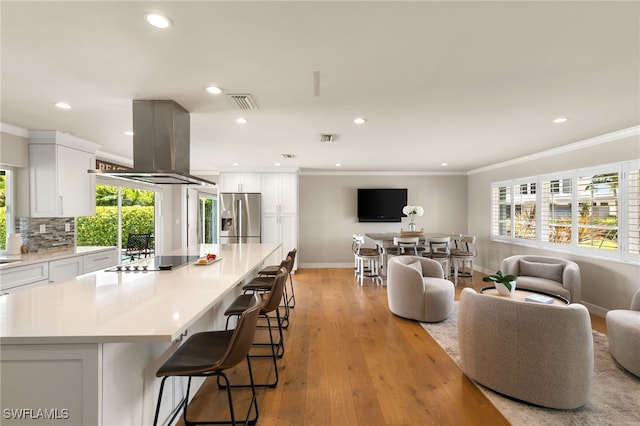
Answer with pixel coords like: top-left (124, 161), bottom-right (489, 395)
top-left (242, 256), bottom-right (293, 329)
top-left (352, 235), bottom-right (382, 285)
top-left (256, 249), bottom-right (297, 309)
top-left (386, 236), bottom-right (425, 256)
top-left (224, 268), bottom-right (288, 388)
top-left (152, 294), bottom-right (261, 426)
top-left (450, 235), bottom-right (477, 286)
top-left (424, 236), bottom-right (451, 277)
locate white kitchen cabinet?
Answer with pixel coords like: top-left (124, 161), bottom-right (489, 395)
top-left (262, 214), bottom-right (298, 270)
top-left (0, 262), bottom-right (49, 293)
top-left (219, 173), bottom-right (261, 193)
top-left (261, 173), bottom-right (298, 215)
top-left (29, 130), bottom-right (100, 217)
top-left (49, 256), bottom-right (83, 283)
top-left (83, 249), bottom-right (118, 274)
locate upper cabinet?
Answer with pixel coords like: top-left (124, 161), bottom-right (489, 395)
top-left (261, 173), bottom-right (298, 215)
top-left (29, 131), bottom-right (101, 217)
top-left (219, 172), bottom-right (261, 193)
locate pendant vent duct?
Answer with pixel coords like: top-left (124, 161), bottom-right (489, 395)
top-left (227, 94), bottom-right (258, 110)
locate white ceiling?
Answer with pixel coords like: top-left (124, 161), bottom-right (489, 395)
top-left (2, 1), bottom-right (639, 173)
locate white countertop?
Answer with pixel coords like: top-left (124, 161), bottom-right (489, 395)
top-left (0, 243), bottom-right (279, 345)
top-left (0, 245), bottom-right (117, 269)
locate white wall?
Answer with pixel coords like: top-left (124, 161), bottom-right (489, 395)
top-left (468, 131), bottom-right (640, 313)
top-left (298, 174), bottom-right (468, 267)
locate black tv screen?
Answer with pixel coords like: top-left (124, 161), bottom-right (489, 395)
top-left (357, 188), bottom-right (407, 222)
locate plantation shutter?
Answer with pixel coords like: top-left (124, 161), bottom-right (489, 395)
top-left (541, 175), bottom-right (573, 245)
top-left (625, 163), bottom-right (640, 258)
top-left (576, 170), bottom-right (619, 251)
top-left (491, 184), bottom-right (511, 237)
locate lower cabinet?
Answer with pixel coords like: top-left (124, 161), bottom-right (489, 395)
top-left (49, 257), bottom-right (83, 283)
top-left (0, 262), bottom-right (49, 293)
top-left (83, 249), bottom-right (118, 274)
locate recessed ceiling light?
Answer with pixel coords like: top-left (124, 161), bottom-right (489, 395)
top-left (336, 163), bottom-right (342, 167)
top-left (55, 102), bottom-right (71, 110)
top-left (236, 118), bottom-right (248, 124)
top-left (553, 117), bottom-right (569, 123)
top-left (124, 131), bottom-right (134, 136)
top-left (441, 162), bottom-right (448, 167)
top-left (232, 162), bottom-right (239, 166)
top-left (205, 86), bottom-right (222, 95)
top-left (354, 118), bottom-right (367, 125)
top-left (144, 13), bottom-right (172, 29)
top-left (274, 162), bottom-right (281, 166)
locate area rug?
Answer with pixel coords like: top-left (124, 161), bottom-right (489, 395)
top-left (421, 302), bottom-right (640, 425)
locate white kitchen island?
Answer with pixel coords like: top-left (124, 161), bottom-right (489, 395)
top-left (0, 243), bottom-right (279, 426)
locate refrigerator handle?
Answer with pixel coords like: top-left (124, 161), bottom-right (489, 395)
top-left (237, 198), bottom-right (242, 242)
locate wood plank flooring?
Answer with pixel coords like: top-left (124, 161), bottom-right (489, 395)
top-left (176, 268), bottom-right (606, 426)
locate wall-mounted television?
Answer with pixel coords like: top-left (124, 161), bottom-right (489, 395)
top-left (357, 188), bottom-right (407, 222)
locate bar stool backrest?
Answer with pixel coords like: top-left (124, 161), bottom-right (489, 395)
top-left (261, 267), bottom-right (289, 313)
top-left (219, 294), bottom-right (261, 370)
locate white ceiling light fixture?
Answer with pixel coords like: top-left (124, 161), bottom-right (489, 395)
top-left (553, 117), bottom-right (569, 123)
top-left (205, 86), bottom-right (222, 95)
top-left (124, 131), bottom-right (134, 136)
top-left (354, 117), bottom-right (367, 125)
top-left (144, 13), bottom-right (172, 29)
top-left (274, 162), bottom-right (281, 166)
top-left (235, 118), bottom-right (248, 124)
top-left (336, 163), bottom-right (342, 167)
top-left (441, 162), bottom-right (448, 166)
top-left (55, 102), bottom-right (71, 109)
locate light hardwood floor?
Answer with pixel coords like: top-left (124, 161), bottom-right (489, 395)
top-left (176, 268), bottom-right (606, 426)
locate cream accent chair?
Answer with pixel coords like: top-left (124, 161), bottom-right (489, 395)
top-left (501, 255), bottom-right (581, 302)
top-left (458, 288), bottom-right (593, 409)
top-left (606, 289), bottom-right (640, 377)
top-left (386, 256), bottom-right (454, 322)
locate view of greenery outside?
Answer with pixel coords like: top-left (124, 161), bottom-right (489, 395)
top-left (201, 197), bottom-right (214, 243)
top-left (0, 171), bottom-right (6, 249)
top-left (76, 184), bottom-right (155, 248)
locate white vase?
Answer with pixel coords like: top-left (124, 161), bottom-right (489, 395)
top-left (495, 280), bottom-right (516, 296)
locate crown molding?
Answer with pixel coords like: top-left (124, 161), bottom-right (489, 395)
top-left (468, 125), bottom-right (640, 175)
top-left (0, 123), bottom-right (29, 138)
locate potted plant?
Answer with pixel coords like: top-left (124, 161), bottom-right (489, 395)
top-left (482, 270), bottom-right (517, 296)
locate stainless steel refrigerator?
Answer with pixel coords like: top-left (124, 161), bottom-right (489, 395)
top-left (219, 193), bottom-right (261, 244)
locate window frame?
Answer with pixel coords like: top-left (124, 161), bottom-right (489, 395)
top-left (490, 160), bottom-right (638, 264)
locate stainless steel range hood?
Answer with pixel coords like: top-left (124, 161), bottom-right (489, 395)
top-left (89, 100), bottom-right (215, 186)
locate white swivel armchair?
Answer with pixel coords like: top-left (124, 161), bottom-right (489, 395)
top-left (386, 256), bottom-right (454, 322)
top-left (606, 289), bottom-right (640, 377)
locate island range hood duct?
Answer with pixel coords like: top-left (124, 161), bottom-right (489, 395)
top-left (89, 100), bottom-right (215, 185)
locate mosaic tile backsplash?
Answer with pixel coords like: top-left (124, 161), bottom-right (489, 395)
top-left (15, 217), bottom-right (75, 252)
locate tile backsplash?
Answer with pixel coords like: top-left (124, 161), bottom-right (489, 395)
top-left (15, 217), bottom-right (75, 252)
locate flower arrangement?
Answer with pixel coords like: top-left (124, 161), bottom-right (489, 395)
top-left (402, 205), bottom-right (424, 231)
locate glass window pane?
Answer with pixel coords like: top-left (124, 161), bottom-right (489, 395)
top-left (541, 178), bottom-right (572, 244)
top-left (77, 184), bottom-right (119, 247)
top-left (0, 170), bottom-right (6, 250)
top-left (514, 181), bottom-right (536, 240)
top-left (577, 173), bottom-right (618, 251)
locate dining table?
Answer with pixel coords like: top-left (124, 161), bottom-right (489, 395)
top-left (365, 232), bottom-right (453, 279)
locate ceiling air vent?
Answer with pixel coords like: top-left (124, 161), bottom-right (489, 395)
top-left (227, 93), bottom-right (258, 110)
top-left (320, 134), bottom-right (335, 143)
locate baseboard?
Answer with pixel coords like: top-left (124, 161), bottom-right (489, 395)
top-left (581, 301), bottom-right (608, 317)
top-left (298, 263), bottom-right (354, 269)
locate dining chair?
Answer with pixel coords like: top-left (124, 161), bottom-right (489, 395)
top-left (424, 236), bottom-right (451, 277)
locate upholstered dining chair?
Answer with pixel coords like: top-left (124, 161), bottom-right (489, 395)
top-left (424, 236), bottom-right (451, 277)
top-left (386, 236), bottom-right (425, 257)
top-left (450, 235), bottom-right (477, 285)
top-left (153, 294), bottom-right (261, 426)
top-left (352, 234), bottom-right (382, 285)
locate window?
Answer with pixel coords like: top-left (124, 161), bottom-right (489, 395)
top-left (490, 160), bottom-right (639, 263)
top-left (0, 170), bottom-right (7, 249)
top-left (576, 171), bottom-right (618, 251)
top-left (77, 183), bottom-right (158, 261)
top-left (491, 185), bottom-right (511, 237)
top-left (541, 174), bottom-right (573, 245)
top-left (514, 180), bottom-right (537, 241)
